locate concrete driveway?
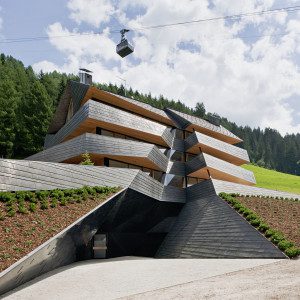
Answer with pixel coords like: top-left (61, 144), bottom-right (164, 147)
top-left (2, 257), bottom-right (299, 300)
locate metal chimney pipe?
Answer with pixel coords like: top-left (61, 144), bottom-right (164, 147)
top-left (79, 68), bottom-right (93, 85)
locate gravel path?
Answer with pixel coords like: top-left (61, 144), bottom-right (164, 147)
top-left (2, 257), bottom-right (299, 300)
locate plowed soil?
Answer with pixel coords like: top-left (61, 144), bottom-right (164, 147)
top-left (0, 191), bottom-right (118, 272)
top-left (237, 196), bottom-right (300, 247)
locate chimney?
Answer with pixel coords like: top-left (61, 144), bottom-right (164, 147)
top-left (79, 68), bottom-right (93, 85)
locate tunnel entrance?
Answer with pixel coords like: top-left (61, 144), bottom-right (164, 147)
top-left (93, 232), bottom-right (167, 258)
top-left (89, 189), bottom-right (183, 259)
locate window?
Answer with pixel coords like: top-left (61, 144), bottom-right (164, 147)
top-left (128, 164), bottom-right (140, 169)
top-left (184, 131), bottom-right (192, 139)
top-left (186, 153), bottom-right (197, 162)
top-left (101, 129), bottom-right (114, 137)
top-left (186, 177), bottom-right (199, 187)
top-left (153, 170), bottom-right (164, 181)
top-left (175, 129), bottom-right (184, 139)
top-left (108, 160), bottom-right (128, 168)
top-left (105, 159), bottom-right (164, 183)
top-left (170, 151), bottom-right (184, 162)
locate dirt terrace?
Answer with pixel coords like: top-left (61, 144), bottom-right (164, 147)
top-left (0, 191), bottom-right (118, 272)
top-left (237, 196), bottom-right (300, 247)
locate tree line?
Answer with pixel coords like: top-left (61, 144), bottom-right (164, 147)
top-left (0, 53), bottom-right (299, 175)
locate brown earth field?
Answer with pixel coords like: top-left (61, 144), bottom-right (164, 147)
top-left (237, 196), bottom-right (300, 247)
top-left (0, 190), bottom-right (119, 272)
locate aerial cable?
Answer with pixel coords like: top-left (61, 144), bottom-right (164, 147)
top-left (135, 5), bottom-right (300, 30)
top-left (0, 5), bottom-right (299, 44)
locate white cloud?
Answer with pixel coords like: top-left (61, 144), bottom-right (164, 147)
top-left (46, 22), bottom-right (118, 62)
top-left (67, 0), bottom-right (114, 27)
top-left (33, 0), bottom-right (300, 135)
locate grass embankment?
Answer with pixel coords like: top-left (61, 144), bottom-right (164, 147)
top-left (0, 186), bottom-right (119, 272)
top-left (242, 164), bottom-right (300, 194)
top-left (219, 193), bottom-right (300, 258)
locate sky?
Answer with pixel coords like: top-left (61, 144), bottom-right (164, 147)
top-left (0, 0), bottom-right (300, 135)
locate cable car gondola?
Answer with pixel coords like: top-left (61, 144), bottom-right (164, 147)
top-left (116, 29), bottom-right (134, 58)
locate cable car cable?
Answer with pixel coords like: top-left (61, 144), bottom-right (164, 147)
top-left (0, 4), bottom-right (299, 44)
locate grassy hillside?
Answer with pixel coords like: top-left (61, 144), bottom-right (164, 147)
top-left (242, 164), bottom-right (300, 194)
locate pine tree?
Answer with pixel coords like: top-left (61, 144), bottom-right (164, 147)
top-left (17, 81), bottom-right (52, 156)
top-left (193, 102), bottom-right (206, 118)
top-left (0, 80), bottom-right (18, 158)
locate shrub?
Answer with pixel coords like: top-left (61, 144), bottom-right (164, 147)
top-left (40, 199), bottom-right (49, 210)
top-left (0, 193), bottom-right (15, 203)
top-left (84, 186), bottom-right (96, 196)
top-left (18, 204), bottom-right (27, 214)
top-left (51, 189), bottom-right (64, 199)
top-left (63, 189), bottom-right (75, 197)
top-left (258, 223), bottom-right (269, 232)
top-left (29, 202), bottom-right (36, 212)
top-left (285, 247), bottom-right (300, 258)
top-left (278, 240), bottom-right (294, 251)
top-left (7, 209), bottom-right (16, 217)
top-left (79, 152), bottom-right (94, 165)
top-left (265, 229), bottom-right (276, 237)
top-left (246, 214), bottom-right (257, 221)
top-left (60, 197), bottom-right (67, 206)
top-left (15, 191), bottom-right (26, 201)
top-left (271, 232), bottom-right (284, 244)
top-left (242, 209), bottom-right (252, 217)
top-left (233, 203), bottom-right (242, 210)
top-left (50, 198), bottom-right (58, 208)
top-left (250, 218), bottom-right (261, 227)
top-left (25, 192), bottom-right (37, 203)
top-left (36, 191), bottom-right (49, 201)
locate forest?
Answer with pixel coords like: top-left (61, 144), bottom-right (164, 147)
top-left (0, 53), bottom-right (299, 175)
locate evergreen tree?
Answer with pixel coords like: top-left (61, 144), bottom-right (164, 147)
top-left (193, 102), bottom-right (206, 118)
top-left (0, 80), bottom-right (18, 157)
top-left (17, 81), bottom-right (52, 156)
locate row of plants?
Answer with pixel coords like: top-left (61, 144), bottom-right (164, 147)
top-left (0, 186), bottom-right (119, 220)
top-left (219, 192), bottom-right (300, 258)
top-left (241, 194), bottom-right (299, 201)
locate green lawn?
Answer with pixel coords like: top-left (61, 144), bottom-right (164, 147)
top-left (242, 164), bottom-right (300, 194)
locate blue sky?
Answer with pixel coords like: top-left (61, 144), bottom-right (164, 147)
top-left (0, 0), bottom-right (300, 135)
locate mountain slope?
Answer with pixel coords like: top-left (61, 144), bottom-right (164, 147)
top-left (242, 164), bottom-right (300, 194)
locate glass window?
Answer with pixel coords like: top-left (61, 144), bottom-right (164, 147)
top-left (142, 168), bottom-right (152, 176)
top-left (128, 164), bottom-right (140, 170)
top-left (108, 160), bottom-right (128, 168)
top-left (170, 151), bottom-right (184, 162)
top-left (102, 129), bottom-right (114, 137)
top-left (187, 177), bottom-right (199, 187)
top-left (114, 133), bottom-right (125, 139)
top-left (184, 131), bottom-right (192, 139)
top-left (175, 129), bottom-right (184, 139)
top-left (186, 153), bottom-right (197, 161)
top-left (153, 170), bottom-right (163, 182)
